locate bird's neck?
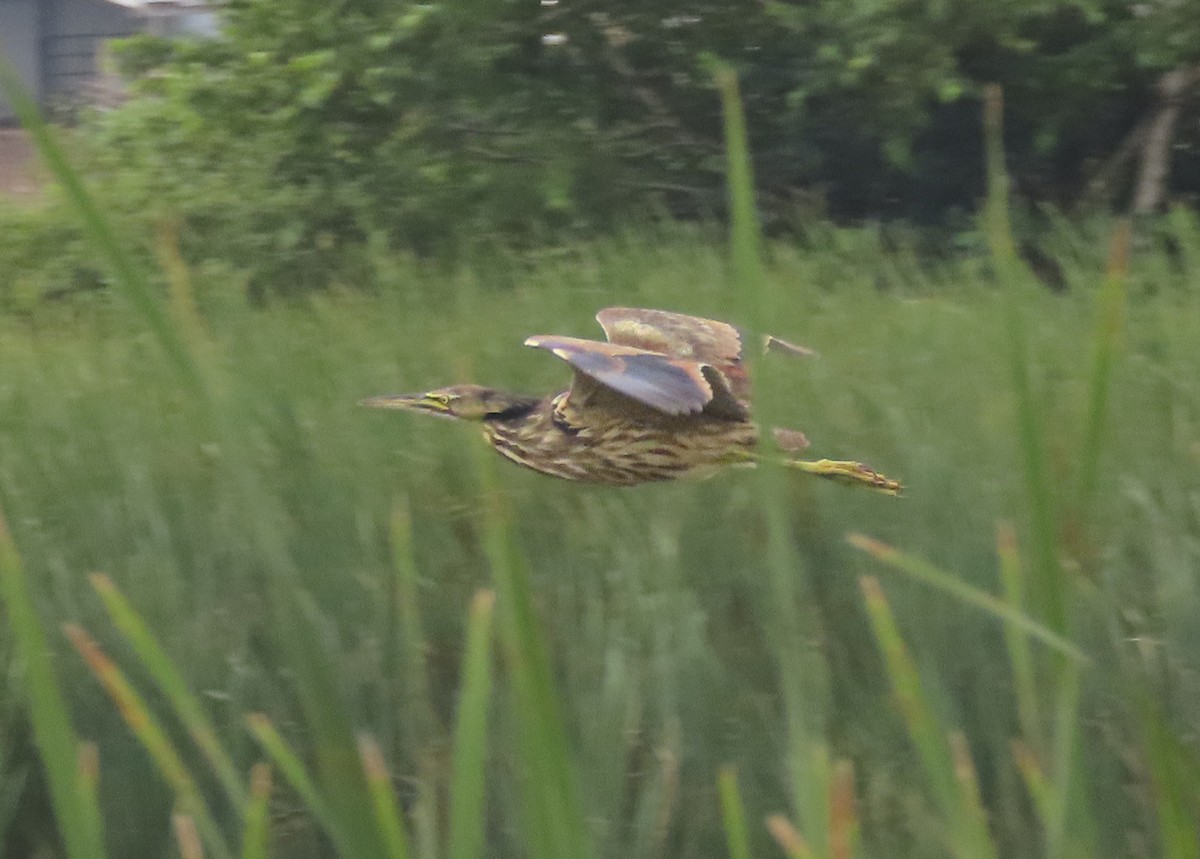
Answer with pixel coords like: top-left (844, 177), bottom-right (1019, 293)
top-left (484, 396), bottom-right (542, 424)
top-left (479, 396), bottom-right (546, 457)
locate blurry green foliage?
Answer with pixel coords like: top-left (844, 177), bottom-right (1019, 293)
top-left (0, 203), bottom-right (100, 311)
top-left (6, 0), bottom-right (1200, 297)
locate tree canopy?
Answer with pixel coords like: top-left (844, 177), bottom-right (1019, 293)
top-left (78, 0), bottom-right (1200, 283)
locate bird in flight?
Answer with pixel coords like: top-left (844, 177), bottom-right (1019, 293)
top-left (363, 307), bottom-right (900, 493)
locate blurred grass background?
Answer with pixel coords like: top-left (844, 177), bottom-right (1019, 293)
top-left (2, 209), bottom-right (1199, 856)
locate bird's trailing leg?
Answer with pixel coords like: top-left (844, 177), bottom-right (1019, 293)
top-left (782, 458), bottom-right (903, 496)
top-left (737, 432), bottom-right (902, 495)
top-left (769, 421), bottom-right (900, 495)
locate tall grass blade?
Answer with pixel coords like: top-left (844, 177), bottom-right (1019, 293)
top-left (1005, 303), bottom-right (1064, 633)
top-left (1076, 218), bottom-right (1132, 520)
top-left (1010, 739), bottom-right (1052, 821)
top-left (765, 815), bottom-right (816, 859)
top-left (858, 577), bottom-right (957, 824)
top-left (983, 83), bottom-right (1065, 632)
top-left (155, 218), bottom-right (214, 353)
top-left (87, 573), bottom-right (246, 808)
top-left (245, 713), bottom-right (351, 857)
top-left (714, 65), bottom-right (763, 291)
top-left (63, 624), bottom-right (232, 859)
top-left (358, 734), bottom-right (414, 859)
top-left (447, 590), bottom-right (496, 859)
top-left (246, 715), bottom-right (362, 854)
top-left (828, 759), bottom-right (858, 859)
top-left (282, 594), bottom-right (390, 858)
top-left (473, 445), bottom-right (595, 859)
top-left (859, 576), bottom-right (997, 859)
top-left (847, 533), bottom-right (1085, 662)
top-left (173, 813), bottom-right (205, 859)
top-left (408, 778), bottom-right (441, 859)
top-left (1137, 695), bottom-right (1200, 859)
top-left (0, 57), bottom-right (203, 393)
top-left (240, 764), bottom-right (272, 859)
top-left (0, 729), bottom-right (16, 842)
top-left (981, 84), bottom-right (1021, 274)
top-left (73, 746), bottom-right (102, 859)
top-left (715, 61), bottom-right (830, 850)
top-left (996, 524), bottom-right (1042, 748)
top-left (1046, 661), bottom-right (1086, 859)
top-left (717, 767), bottom-right (752, 859)
top-left (75, 742), bottom-right (101, 843)
top-left (387, 505), bottom-right (445, 859)
top-left (983, 72), bottom-right (1067, 568)
top-left (0, 512), bottom-right (107, 859)
top-left (389, 499), bottom-right (439, 765)
top-left (948, 733), bottom-right (994, 859)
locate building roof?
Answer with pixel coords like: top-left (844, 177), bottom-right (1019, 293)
top-left (105, 1), bottom-right (219, 11)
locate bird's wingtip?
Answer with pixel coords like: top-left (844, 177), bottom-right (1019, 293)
top-left (764, 335), bottom-right (818, 358)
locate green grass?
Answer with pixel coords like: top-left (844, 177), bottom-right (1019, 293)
top-left (1, 220), bottom-right (1198, 857)
top-left (2, 68), bottom-right (1200, 859)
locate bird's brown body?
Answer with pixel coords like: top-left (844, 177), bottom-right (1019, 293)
top-left (480, 394), bottom-right (759, 485)
top-left (363, 307), bottom-right (900, 493)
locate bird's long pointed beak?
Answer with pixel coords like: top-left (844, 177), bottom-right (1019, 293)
top-left (359, 393), bottom-right (448, 414)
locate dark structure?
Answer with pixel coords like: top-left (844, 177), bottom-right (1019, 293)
top-left (0, 0), bottom-right (218, 123)
top-left (0, 0), bottom-right (138, 121)
top-left (363, 307), bottom-right (901, 492)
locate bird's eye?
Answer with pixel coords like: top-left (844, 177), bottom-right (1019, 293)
top-left (427, 392), bottom-right (452, 406)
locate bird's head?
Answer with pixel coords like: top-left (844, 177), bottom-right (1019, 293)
top-left (360, 384), bottom-right (536, 422)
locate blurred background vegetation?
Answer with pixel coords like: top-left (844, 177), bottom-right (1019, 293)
top-left (3, 0), bottom-right (1200, 303)
top-left (1, 2), bottom-right (1200, 859)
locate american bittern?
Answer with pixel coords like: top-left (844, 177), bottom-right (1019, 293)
top-left (363, 307), bottom-right (900, 493)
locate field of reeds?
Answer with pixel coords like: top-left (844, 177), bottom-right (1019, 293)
top-left (2, 75), bottom-right (1199, 859)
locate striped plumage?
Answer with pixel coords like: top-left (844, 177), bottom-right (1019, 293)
top-left (362, 308), bottom-right (900, 493)
top-left (481, 394), bottom-right (760, 485)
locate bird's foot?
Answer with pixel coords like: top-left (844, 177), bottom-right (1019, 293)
top-left (784, 458), bottom-right (903, 496)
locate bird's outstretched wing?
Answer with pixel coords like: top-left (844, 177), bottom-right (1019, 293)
top-left (524, 334), bottom-right (747, 420)
top-left (597, 307), bottom-right (745, 362)
top-left (596, 307), bottom-right (814, 401)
